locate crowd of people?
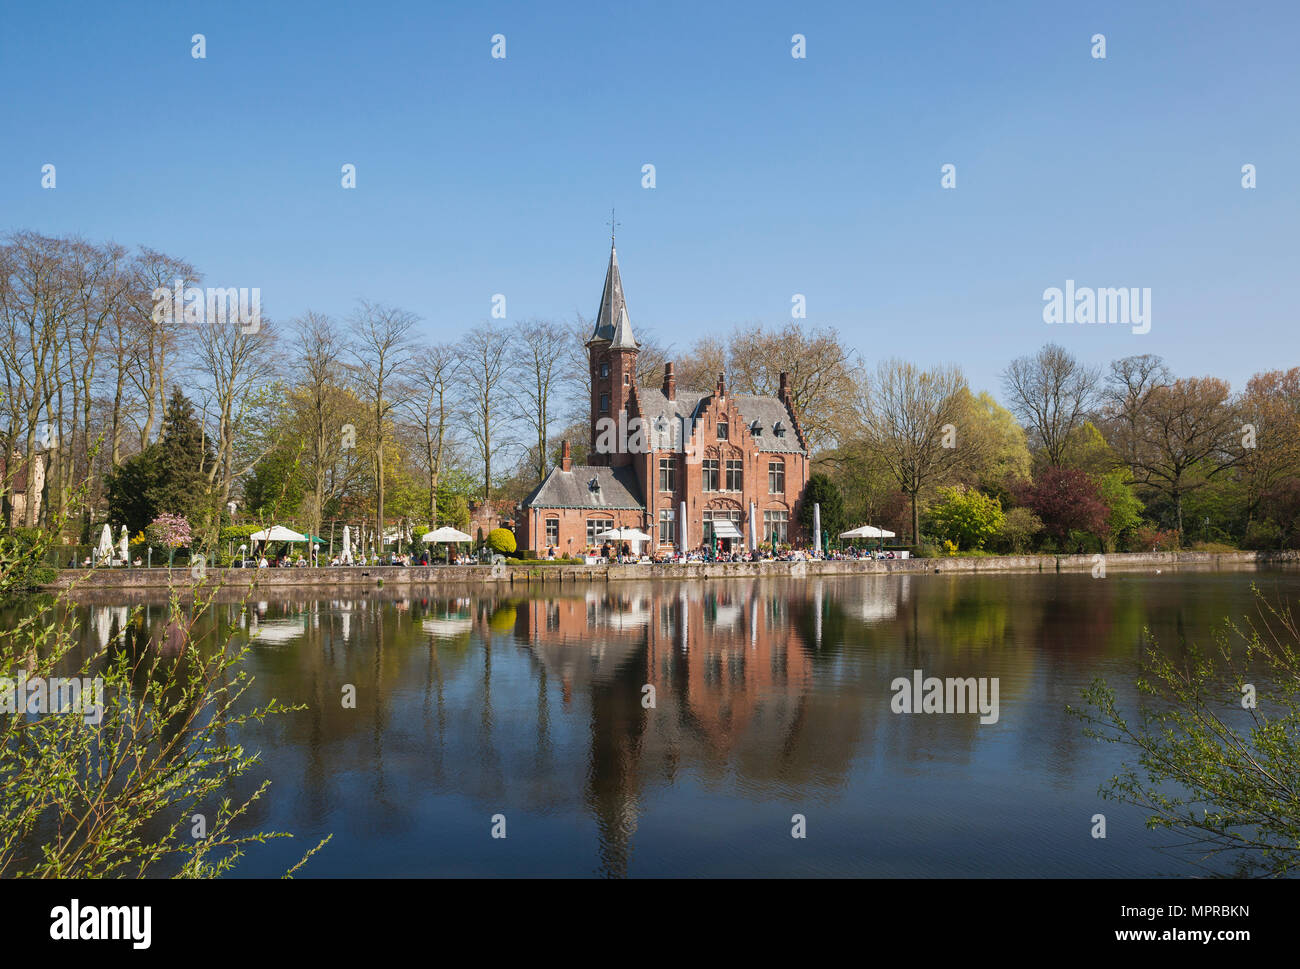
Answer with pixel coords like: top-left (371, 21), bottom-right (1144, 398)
top-left (537, 541), bottom-right (904, 564)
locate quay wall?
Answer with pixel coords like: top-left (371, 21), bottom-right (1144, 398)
top-left (41, 550), bottom-right (1299, 595)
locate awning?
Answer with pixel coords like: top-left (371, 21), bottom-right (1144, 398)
top-left (710, 518), bottom-right (743, 539)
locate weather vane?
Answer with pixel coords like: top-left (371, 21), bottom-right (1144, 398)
top-left (607, 207), bottom-right (621, 244)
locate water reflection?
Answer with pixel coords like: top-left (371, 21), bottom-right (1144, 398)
top-left (50, 569), bottom-right (1299, 877)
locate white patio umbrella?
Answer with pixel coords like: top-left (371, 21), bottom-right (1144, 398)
top-left (119, 525), bottom-right (129, 563)
top-left (598, 527), bottom-right (653, 557)
top-left (596, 527), bottom-right (653, 542)
top-left (96, 524), bottom-right (113, 562)
top-left (839, 525), bottom-right (896, 539)
top-left (248, 525), bottom-right (307, 542)
top-left (341, 525), bottom-right (352, 563)
top-left (422, 526), bottom-right (473, 543)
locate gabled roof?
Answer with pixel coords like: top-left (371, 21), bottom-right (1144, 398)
top-left (634, 388), bottom-right (807, 455)
top-left (522, 464), bottom-right (644, 511)
top-left (588, 243), bottom-right (637, 349)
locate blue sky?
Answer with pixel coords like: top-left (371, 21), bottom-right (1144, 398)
top-left (2, 0), bottom-right (1296, 395)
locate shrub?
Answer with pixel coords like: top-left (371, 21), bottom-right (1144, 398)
top-left (487, 527), bottom-right (516, 555)
top-left (1131, 523), bottom-right (1181, 552)
top-left (996, 507), bottom-right (1043, 553)
top-left (926, 485), bottom-right (1004, 551)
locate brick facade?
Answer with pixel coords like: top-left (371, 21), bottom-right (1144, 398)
top-left (517, 242), bottom-right (810, 555)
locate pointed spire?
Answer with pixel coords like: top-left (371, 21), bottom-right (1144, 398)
top-left (589, 239), bottom-right (638, 350)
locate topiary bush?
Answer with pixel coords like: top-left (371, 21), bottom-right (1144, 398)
top-left (487, 527), bottom-right (516, 555)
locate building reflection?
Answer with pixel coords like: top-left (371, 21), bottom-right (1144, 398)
top-left (60, 571), bottom-right (1077, 877)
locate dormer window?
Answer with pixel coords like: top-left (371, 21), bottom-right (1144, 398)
top-left (750, 420), bottom-right (762, 436)
top-left (588, 477), bottom-right (601, 492)
top-left (773, 420), bottom-right (785, 437)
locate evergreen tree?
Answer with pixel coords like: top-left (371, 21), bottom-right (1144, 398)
top-left (105, 444), bottom-right (161, 536)
top-left (146, 387), bottom-right (212, 528)
top-left (798, 473), bottom-right (845, 543)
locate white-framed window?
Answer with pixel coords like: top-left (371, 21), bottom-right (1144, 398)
top-left (659, 508), bottom-right (674, 545)
top-left (545, 518), bottom-right (559, 546)
top-left (768, 460), bottom-right (785, 494)
top-left (587, 517), bottom-right (615, 546)
top-left (764, 510), bottom-right (789, 544)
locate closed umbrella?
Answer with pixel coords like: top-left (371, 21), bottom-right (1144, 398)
top-left (96, 524), bottom-right (113, 564)
top-left (119, 525), bottom-right (129, 564)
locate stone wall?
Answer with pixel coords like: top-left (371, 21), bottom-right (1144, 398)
top-left (42, 549), bottom-right (1298, 594)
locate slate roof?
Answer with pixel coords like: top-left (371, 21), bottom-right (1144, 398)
top-left (635, 388), bottom-right (806, 454)
top-left (522, 464), bottom-right (645, 510)
top-left (588, 244), bottom-right (637, 349)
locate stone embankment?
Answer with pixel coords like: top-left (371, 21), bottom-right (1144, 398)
top-left (43, 550), bottom-right (1297, 594)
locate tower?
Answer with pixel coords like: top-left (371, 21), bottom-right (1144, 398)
top-left (587, 238), bottom-right (639, 467)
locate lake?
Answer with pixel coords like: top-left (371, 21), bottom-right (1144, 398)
top-left (39, 567), bottom-right (1300, 876)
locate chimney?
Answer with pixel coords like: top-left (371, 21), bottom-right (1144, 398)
top-left (717, 371), bottom-right (726, 398)
top-left (561, 439), bottom-right (572, 472)
top-left (779, 371), bottom-right (790, 400)
top-left (662, 361), bottom-right (676, 401)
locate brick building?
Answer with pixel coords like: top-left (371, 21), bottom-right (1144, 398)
top-left (517, 241), bottom-right (810, 556)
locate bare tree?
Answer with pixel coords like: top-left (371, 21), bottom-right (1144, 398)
top-left (348, 302), bottom-right (417, 546)
top-left (1001, 343), bottom-right (1100, 467)
top-left (1238, 368), bottom-right (1300, 528)
top-left (513, 319), bottom-right (567, 485)
top-left (404, 342), bottom-right (461, 524)
top-left (1101, 354), bottom-right (1173, 475)
top-left (461, 321), bottom-right (512, 505)
top-left (0, 232), bottom-right (75, 527)
top-left (127, 248), bottom-right (196, 451)
top-left (1129, 377), bottom-right (1241, 538)
top-left (858, 359), bottom-right (969, 543)
top-left (192, 299), bottom-right (280, 545)
top-left (291, 312), bottom-right (367, 539)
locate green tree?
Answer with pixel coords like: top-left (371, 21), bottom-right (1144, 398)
top-left (1097, 470), bottom-right (1144, 551)
top-left (926, 485), bottom-right (1005, 551)
top-left (148, 387), bottom-right (213, 528)
top-left (798, 473), bottom-right (845, 543)
top-left (105, 444), bottom-right (162, 536)
top-left (956, 389), bottom-right (1032, 489)
top-left (242, 445), bottom-right (307, 518)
